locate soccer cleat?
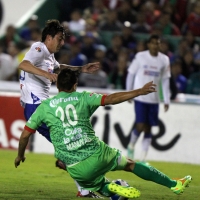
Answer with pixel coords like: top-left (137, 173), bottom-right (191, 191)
top-left (108, 182), bottom-right (140, 198)
top-left (171, 175), bottom-right (192, 194)
top-left (76, 191), bottom-right (103, 198)
top-left (127, 145), bottom-right (134, 159)
top-left (55, 159), bottom-right (66, 170)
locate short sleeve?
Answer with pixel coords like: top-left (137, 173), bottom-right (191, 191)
top-left (83, 92), bottom-right (106, 114)
top-left (23, 43), bottom-right (44, 66)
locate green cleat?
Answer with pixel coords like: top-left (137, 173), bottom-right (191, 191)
top-left (108, 182), bottom-right (141, 198)
top-left (171, 175), bottom-right (192, 194)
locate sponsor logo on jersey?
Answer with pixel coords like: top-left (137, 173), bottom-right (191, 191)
top-left (46, 62), bottom-right (54, 73)
top-left (35, 47), bottom-right (41, 52)
top-left (144, 70), bottom-right (159, 77)
top-left (50, 97), bottom-right (79, 107)
top-left (150, 66), bottom-right (158, 69)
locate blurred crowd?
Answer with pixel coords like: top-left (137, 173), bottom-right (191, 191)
top-left (1, 0), bottom-right (200, 96)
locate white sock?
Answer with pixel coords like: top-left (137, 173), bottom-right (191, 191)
top-left (74, 180), bottom-right (89, 195)
top-left (140, 137), bottom-right (152, 162)
top-left (128, 130), bottom-right (140, 148)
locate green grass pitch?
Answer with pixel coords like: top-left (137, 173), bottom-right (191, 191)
top-left (0, 149), bottom-right (199, 200)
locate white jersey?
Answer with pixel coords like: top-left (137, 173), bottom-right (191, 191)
top-left (19, 42), bottom-right (59, 104)
top-left (128, 50), bottom-right (170, 103)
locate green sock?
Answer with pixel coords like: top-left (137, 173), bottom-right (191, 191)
top-left (132, 162), bottom-right (177, 188)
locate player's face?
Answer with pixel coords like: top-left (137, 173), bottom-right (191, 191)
top-left (49, 32), bottom-right (65, 53)
top-left (148, 39), bottom-right (160, 55)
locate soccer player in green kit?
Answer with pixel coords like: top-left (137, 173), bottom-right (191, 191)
top-left (15, 69), bottom-right (192, 199)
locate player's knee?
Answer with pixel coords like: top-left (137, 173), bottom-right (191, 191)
top-left (124, 158), bottom-right (135, 171)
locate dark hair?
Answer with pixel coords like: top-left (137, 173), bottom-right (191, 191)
top-left (57, 68), bottom-right (78, 91)
top-left (41, 19), bottom-right (68, 42)
top-left (147, 35), bottom-right (160, 43)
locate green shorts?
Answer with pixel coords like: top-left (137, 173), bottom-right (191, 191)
top-left (67, 141), bottom-right (127, 191)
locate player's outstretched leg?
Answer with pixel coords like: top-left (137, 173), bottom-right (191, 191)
top-left (132, 162), bottom-right (192, 195)
top-left (171, 175), bottom-right (192, 194)
top-left (107, 182), bottom-right (140, 198)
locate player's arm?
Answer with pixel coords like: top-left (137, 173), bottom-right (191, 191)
top-left (161, 57), bottom-right (171, 112)
top-left (55, 62), bottom-right (100, 74)
top-left (104, 81), bottom-right (156, 105)
top-left (126, 73), bottom-right (135, 103)
top-left (14, 128), bottom-right (33, 168)
top-left (18, 60), bottom-right (57, 82)
top-left (162, 78), bottom-right (170, 112)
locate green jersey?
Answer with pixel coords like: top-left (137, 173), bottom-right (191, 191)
top-left (25, 91), bottom-right (106, 165)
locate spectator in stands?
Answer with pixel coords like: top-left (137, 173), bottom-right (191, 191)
top-left (172, 0), bottom-right (188, 29)
top-left (132, 12), bottom-right (151, 34)
top-left (181, 50), bottom-right (199, 79)
top-left (171, 59), bottom-right (187, 93)
top-left (106, 34), bottom-right (123, 66)
top-left (184, 30), bottom-right (200, 54)
top-left (78, 45), bottom-right (109, 88)
top-left (0, 24), bottom-right (22, 53)
top-left (140, 1), bottom-right (161, 27)
top-left (109, 51), bottom-right (128, 89)
top-left (182, 1), bottom-right (200, 36)
top-left (186, 70), bottom-right (200, 95)
top-left (69, 39), bottom-right (88, 66)
top-left (68, 9), bottom-right (86, 32)
top-left (121, 23), bottom-right (137, 49)
top-left (159, 39), bottom-right (175, 63)
top-left (19, 15), bottom-right (40, 41)
top-left (57, 49), bottom-right (71, 66)
top-left (174, 39), bottom-right (191, 60)
top-left (7, 41), bottom-right (27, 59)
top-left (155, 12), bottom-right (181, 36)
top-left (0, 42), bottom-right (15, 81)
top-left (83, 0), bottom-right (108, 25)
top-left (92, 44), bottom-right (111, 75)
top-left (99, 10), bottom-right (122, 31)
top-left (28, 27), bottom-right (42, 45)
top-left (80, 32), bottom-right (98, 62)
top-left (117, 0), bottom-right (136, 24)
top-left (103, 0), bottom-right (122, 10)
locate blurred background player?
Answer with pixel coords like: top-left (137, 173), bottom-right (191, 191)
top-left (126, 34), bottom-right (171, 163)
top-left (18, 19), bottom-right (101, 198)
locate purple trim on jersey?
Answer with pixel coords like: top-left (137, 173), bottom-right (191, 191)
top-left (134, 100), bottom-right (159, 126)
top-left (24, 103), bottom-right (51, 142)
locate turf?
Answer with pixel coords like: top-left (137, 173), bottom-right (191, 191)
top-left (0, 149), bottom-right (199, 200)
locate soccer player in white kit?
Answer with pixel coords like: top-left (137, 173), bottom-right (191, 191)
top-left (18, 19), bottom-right (101, 198)
top-left (126, 35), bottom-right (171, 163)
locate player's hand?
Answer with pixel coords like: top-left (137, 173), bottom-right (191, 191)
top-left (140, 81), bottom-right (156, 95)
top-left (44, 72), bottom-right (58, 82)
top-left (164, 104), bottom-right (169, 112)
top-left (82, 62), bottom-right (100, 73)
top-left (14, 156), bottom-right (26, 168)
